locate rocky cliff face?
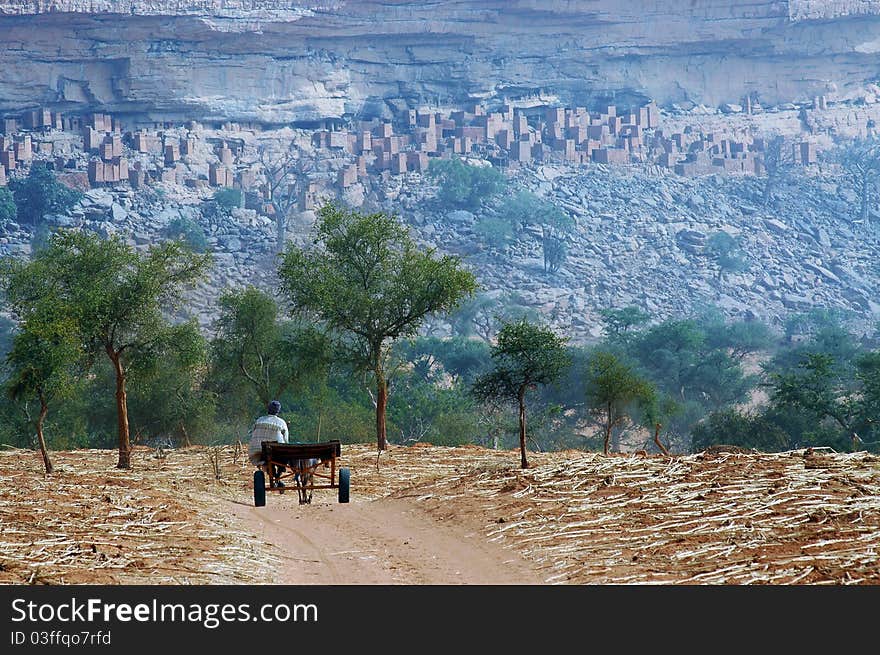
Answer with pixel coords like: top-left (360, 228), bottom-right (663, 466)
top-left (2, 1), bottom-right (880, 123)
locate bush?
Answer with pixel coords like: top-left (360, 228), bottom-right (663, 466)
top-left (9, 164), bottom-right (82, 228)
top-left (165, 216), bottom-right (208, 253)
top-left (213, 188), bottom-right (242, 213)
top-left (0, 187), bottom-right (16, 224)
top-left (427, 157), bottom-right (505, 210)
top-left (473, 216), bottom-right (515, 249)
top-left (691, 408), bottom-right (790, 452)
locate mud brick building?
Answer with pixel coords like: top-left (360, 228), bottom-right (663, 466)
top-left (217, 143), bottom-right (234, 167)
top-left (390, 152), bottom-right (407, 175)
top-left (13, 136), bottom-right (32, 163)
top-left (133, 132), bottom-right (162, 154)
top-left (337, 164), bottom-right (358, 188)
top-left (128, 164), bottom-right (147, 189)
top-left (165, 143), bottom-right (180, 167)
top-left (593, 148), bottom-right (629, 165)
top-left (209, 163), bottom-right (234, 187)
top-left (88, 156), bottom-right (128, 186)
top-left (798, 141), bottom-right (817, 165)
top-left (1, 118), bottom-right (17, 136)
top-left (0, 149), bottom-right (16, 173)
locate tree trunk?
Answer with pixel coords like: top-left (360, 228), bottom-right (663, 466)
top-left (518, 389), bottom-right (528, 469)
top-left (179, 422), bottom-right (191, 447)
top-left (861, 178), bottom-right (870, 224)
top-left (36, 393), bottom-right (53, 474)
top-left (653, 423), bottom-right (670, 457)
top-left (110, 351), bottom-right (132, 469)
top-left (375, 369), bottom-right (388, 451)
top-left (762, 176), bottom-right (773, 206)
top-left (604, 402), bottom-right (613, 456)
top-left (276, 211), bottom-right (287, 252)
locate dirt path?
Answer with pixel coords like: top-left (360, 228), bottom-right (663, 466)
top-left (225, 495), bottom-right (546, 585)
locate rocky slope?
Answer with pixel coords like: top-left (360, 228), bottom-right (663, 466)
top-left (388, 162), bottom-right (880, 341)
top-left (2, 2), bottom-right (880, 122)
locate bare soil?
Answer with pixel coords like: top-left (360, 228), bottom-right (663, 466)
top-left (1, 443), bottom-right (878, 585)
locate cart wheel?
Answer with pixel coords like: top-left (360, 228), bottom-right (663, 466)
top-left (254, 469), bottom-right (266, 507)
top-left (338, 467), bottom-right (350, 504)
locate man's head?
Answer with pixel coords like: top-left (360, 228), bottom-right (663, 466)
top-left (267, 400), bottom-right (281, 415)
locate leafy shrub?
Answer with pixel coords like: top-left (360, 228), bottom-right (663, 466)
top-left (0, 187), bottom-right (16, 224)
top-left (473, 216), bottom-right (515, 249)
top-left (213, 188), bottom-right (242, 213)
top-left (165, 216), bottom-right (208, 253)
top-left (9, 164), bottom-right (82, 228)
top-left (427, 157), bottom-right (505, 210)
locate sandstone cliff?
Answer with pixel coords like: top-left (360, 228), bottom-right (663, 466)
top-left (2, 1), bottom-right (880, 123)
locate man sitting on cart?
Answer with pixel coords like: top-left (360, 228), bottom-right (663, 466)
top-left (248, 400), bottom-right (289, 484)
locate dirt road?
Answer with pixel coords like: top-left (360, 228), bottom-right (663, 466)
top-left (226, 495), bottom-right (546, 584)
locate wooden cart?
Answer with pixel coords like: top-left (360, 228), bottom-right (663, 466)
top-left (253, 440), bottom-right (350, 507)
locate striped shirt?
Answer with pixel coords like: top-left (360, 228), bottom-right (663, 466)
top-left (248, 414), bottom-right (289, 464)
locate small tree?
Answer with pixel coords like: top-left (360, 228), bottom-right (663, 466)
top-left (427, 157), bottom-right (506, 210)
top-left (126, 320), bottom-right (214, 447)
top-left (279, 203), bottom-right (477, 450)
top-left (499, 191), bottom-right (575, 273)
top-left (4, 313), bottom-right (81, 473)
top-left (257, 143), bottom-right (307, 249)
top-left (599, 306), bottom-right (651, 343)
top-left (770, 352), bottom-right (859, 445)
top-left (213, 188), bottom-right (243, 213)
top-left (2, 231), bottom-right (211, 468)
top-left (164, 216), bottom-right (208, 253)
top-left (761, 134), bottom-right (794, 207)
top-left (584, 350), bottom-right (655, 455)
top-left (706, 231), bottom-right (748, 281)
top-left (0, 187), bottom-right (16, 224)
top-left (836, 137), bottom-right (880, 226)
top-left (472, 320), bottom-right (570, 468)
top-left (8, 163), bottom-right (81, 228)
top-left (210, 286), bottom-right (331, 407)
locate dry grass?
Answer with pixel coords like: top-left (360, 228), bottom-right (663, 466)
top-left (0, 446), bottom-right (279, 585)
top-left (1, 443), bottom-right (878, 585)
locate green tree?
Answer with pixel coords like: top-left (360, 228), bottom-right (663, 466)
top-left (705, 317), bottom-right (775, 360)
top-left (427, 157), bottom-right (506, 210)
top-left (8, 163), bottom-right (81, 228)
top-left (4, 312), bottom-right (81, 473)
top-left (599, 306), bottom-right (651, 343)
top-left (213, 188), bottom-right (243, 213)
top-left (210, 286), bottom-right (331, 408)
top-left (449, 291), bottom-right (538, 342)
top-left (164, 217), bottom-right (208, 253)
top-left (584, 350), bottom-right (655, 455)
top-left (1, 231), bottom-right (210, 468)
top-left (637, 390), bottom-right (681, 455)
top-left (853, 352), bottom-right (880, 450)
top-left (499, 191), bottom-right (575, 273)
top-left (473, 216), bottom-right (515, 250)
top-left (706, 231), bottom-right (748, 280)
top-left (125, 321), bottom-right (214, 447)
top-left (471, 319), bottom-right (570, 468)
top-left (0, 313), bottom-right (15, 360)
top-left (0, 187), bottom-right (16, 224)
top-left (691, 408), bottom-right (790, 452)
top-left (770, 353), bottom-right (858, 447)
top-left (279, 203), bottom-right (477, 450)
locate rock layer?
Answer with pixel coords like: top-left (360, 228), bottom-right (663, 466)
top-left (2, 2), bottom-right (880, 122)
